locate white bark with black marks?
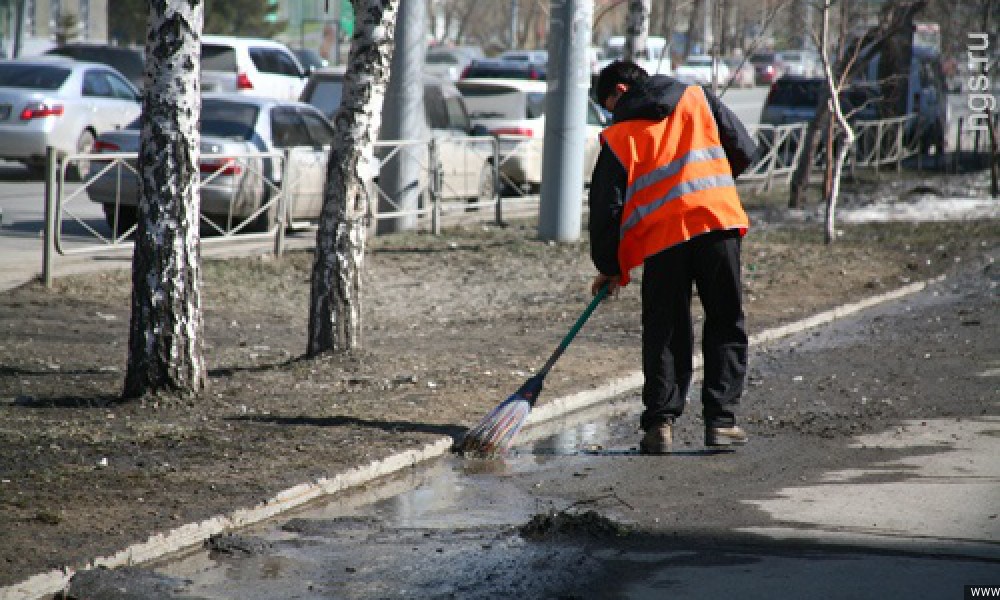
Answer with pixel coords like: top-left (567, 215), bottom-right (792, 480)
top-left (125, 0), bottom-right (206, 398)
top-left (307, 0), bottom-right (399, 356)
top-left (816, 0), bottom-right (855, 244)
top-left (625, 0), bottom-right (651, 64)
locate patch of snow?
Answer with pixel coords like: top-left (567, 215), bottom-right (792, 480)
top-left (839, 196), bottom-right (1000, 223)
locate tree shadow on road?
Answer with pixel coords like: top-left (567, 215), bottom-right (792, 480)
top-left (228, 413), bottom-right (466, 440)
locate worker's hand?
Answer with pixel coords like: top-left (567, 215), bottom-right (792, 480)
top-left (591, 273), bottom-right (621, 298)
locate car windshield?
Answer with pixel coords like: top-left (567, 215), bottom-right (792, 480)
top-left (304, 78), bottom-right (344, 119)
top-left (0, 64), bottom-right (71, 89)
top-left (426, 52), bottom-right (461, 65)
top-left (463, 62), bottom-right (545, 80)
top-left (202, 101), bottom-right (259, 139)
top-left (115, 102), bottom-right (260, 138)
top-left (750, 53), bottom-right (775, 64)
top-left (202, 45), bottom-right (238, 72)
top-left (460, 86), bottom-right (546, 119)
top-left (685, 57), bottom-right (713, 67)
top-left (769, 80), bottom-right (822, 107)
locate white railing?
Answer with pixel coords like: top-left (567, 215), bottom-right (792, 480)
top-left (42, 113), bottom-right (955, 282)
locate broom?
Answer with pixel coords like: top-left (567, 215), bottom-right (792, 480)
top-left (460, 283), bottom-right (610, 455)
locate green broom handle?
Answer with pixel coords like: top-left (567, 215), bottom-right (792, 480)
top-left (538, 282), bottom-right (610, 377)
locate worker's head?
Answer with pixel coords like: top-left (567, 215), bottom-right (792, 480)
top-left (596, 60), bottom-right (649, 112)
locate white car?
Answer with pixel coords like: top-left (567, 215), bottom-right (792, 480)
top-left (300, 68), bottom-right (491, 202)
top-left (88, 95), bottom-right (335, 233)
top-left (456, 78), bottom-right (606, 193)
top-left (498, 49), bottom-right (548, 64)
top-left (674, 54), bottom-right (731, 86)
top-left (0, 57), bottom-right (141, 178)
top-left (777, 50), bottom-right (822, 77)
top-left (601, 36), bottom-right (672, 75)
top-left (201, 35), bottom-right (307, 101)
top-left (424, 47), bottom-right (479, 81)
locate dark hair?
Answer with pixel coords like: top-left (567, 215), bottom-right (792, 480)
top-left (595, 60), bottom-right (649, 107)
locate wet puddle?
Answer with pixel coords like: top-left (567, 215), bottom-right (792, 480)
top-left (143, 394), bottom-right (646, 598)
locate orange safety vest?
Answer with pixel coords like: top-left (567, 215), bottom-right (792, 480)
top-left (600, 85), bottom-right (748, 286)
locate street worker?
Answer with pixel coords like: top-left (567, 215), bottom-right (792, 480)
top-left (588, 60), bottom-right (758, 454)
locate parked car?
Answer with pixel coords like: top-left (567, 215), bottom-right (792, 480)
top-left (44, 43), bottom-right (145, 90)
top-left (724, 58), bottom-right (756, 88)
top-left (777, 50), bottom-right (822, 77)
top-left (456, 78), bottom-right (607, 192)
top-left (87, 94), bottom-right (335, 233)
top-left (424, 46), bottom-right (479, 81)
top-left (300, 67), bottom-right (491, 201)
top-left (759, 75), bottom-right (877, 126)
top-left (749, 52), bottom-right (783, 85)
top-left (674, 54), bottom-right (731, 86)
top-left (461, 58), bottom-right (546, 80)
top-left (201, 35), bottom-right (307, 100)
top-left (0, 57), bottom-right (141, 178)
top-left (601, 35), bottom-right (672, 75)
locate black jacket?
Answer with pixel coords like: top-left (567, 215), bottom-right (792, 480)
top-left (588, 75), bottom-right (759, 276)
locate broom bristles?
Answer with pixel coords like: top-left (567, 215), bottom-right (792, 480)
top-left (461, 394), bottom-right (531, 455)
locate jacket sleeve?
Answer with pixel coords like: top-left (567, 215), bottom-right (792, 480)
top-left (588, 141), bottom-right (627, 276)
top-left (705, 89), bottom-right (759, 178)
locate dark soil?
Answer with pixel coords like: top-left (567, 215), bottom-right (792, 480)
top-left (1, 188), bottom-right (997, 587)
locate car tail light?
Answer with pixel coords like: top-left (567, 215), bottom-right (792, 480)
top-left (459, 65), bottom-right (470, 79)
top-left (529, 68), bottom-right (541, 80)
top-left (491, 126), bottom-right (535, 137)
top-left (765, 83), bottom-right (777, 106)
top-left (200, 158), bottom-right (242, 176)
top-left (237, 73), bottom-right (253, 90)
top-left (94, 140), bottom-right (120, 152)
top-left (20, 103), bottom-right (64, 120)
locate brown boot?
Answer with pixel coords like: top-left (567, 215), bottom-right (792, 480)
top-left (639, 422), bottom-right (673, 454)
top-left (705, 425), bottom-right (748, 447)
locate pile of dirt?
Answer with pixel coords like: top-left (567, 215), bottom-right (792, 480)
top-left (519, 510), bottom-right (633, 539)
top-left (1, 206), bottom-right (997, 587)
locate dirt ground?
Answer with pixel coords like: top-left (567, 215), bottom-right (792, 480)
top-left (1, 174), bottom-right (998, 588)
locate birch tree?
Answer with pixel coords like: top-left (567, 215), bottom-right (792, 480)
top-left (624, 0), bottom-right (650, 63)
top-left (124, 0), bottom-right (206, 398)
top-left (307, 0), bottom-right (399, 356)
top-left (787, 0), bottom-right (925, 209)
top-left (815, 0), bottom-right (855, 244)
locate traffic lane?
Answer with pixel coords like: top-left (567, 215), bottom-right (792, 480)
top-left (718, 85), bottom-right (768, 127)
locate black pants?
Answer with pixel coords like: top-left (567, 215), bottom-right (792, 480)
top-left (640, 229), bottom-right (747, 431)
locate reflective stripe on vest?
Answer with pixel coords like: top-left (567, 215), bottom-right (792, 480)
top-left (600, 85), bottom-right (748, 285)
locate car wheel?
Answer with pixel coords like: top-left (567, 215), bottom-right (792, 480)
top-left (73, 130), bottom-right (96, 181)
top-left (24, 161), bottom-right (47, 180)
top-left (102, 203), bottom-right (137, 237)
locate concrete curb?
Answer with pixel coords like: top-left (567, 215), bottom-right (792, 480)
top-left (0, 275), bottom-right (944, 600)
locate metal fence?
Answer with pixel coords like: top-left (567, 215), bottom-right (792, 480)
top-left (43, 111), bottom-right (970, 281)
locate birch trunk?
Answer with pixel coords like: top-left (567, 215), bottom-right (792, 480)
top-left (624, 0), bottom-right (650, 63)
top-left (788, 0), bottom-right (925, 208)
top-left (307, 0), bottom-right (399, 356)
top-left (818, 0), bottom-right (856, 244)
top-left (124, 0), bottom-right (206, 398)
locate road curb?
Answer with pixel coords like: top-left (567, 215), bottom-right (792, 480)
top-left (0, 275), bottom-right (945, 600)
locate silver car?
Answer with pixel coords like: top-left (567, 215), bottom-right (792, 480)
top-left (87, 94), bottom-right (334, 234)
top-left (0, 57), bottom-right (141, 177)
top-left (456, 78), bottom-right (606, 193)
